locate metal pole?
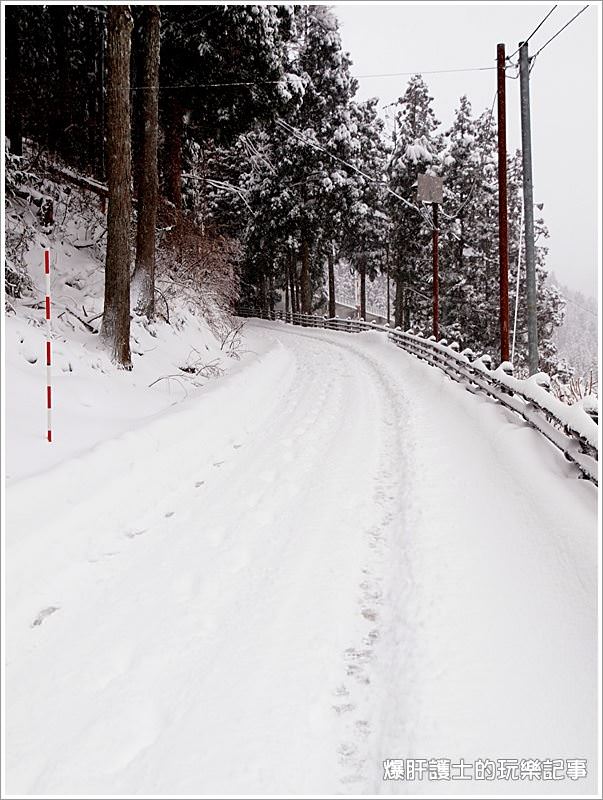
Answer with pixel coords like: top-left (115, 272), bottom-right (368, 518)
top-left (519, 41), bottom-right (538, 374)
top-left (432, 201), bottom-right (439, 340)
top-left (497, 43), bottom-right (510, 363)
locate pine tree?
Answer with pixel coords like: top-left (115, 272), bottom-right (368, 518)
top-left (438, 97), bottom-right (499, 346)
top-left (234, 6), bottom-right (359, 313)
top-left (438, 98), bottom-right (565, 371)
top-left (5, 7), bottom-right (24, 156)
top-left (101, 5), bottom-right (133, 369)
top-left (274, 6), bottom-right (358, 312)
top-left (342, 98), bottom-right (389, 318)
top-left (159, 5), bottom-right (293, 212)
top-left (132, 6), bottom-right (160, 319)
top-left (388, 75), bottom-right (441, 329)
top-left (4, 5), bottom-right (107, 177)
top-left (506, 150), bottom-right (565, 374)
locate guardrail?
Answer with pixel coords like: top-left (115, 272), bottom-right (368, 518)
top-left (237, 307), bottom-right (598, 485)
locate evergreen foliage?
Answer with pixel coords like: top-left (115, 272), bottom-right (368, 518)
top-left (4, 4), bottom-right (569, 375)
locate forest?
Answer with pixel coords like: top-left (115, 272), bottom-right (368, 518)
top-left (5, 4), bottom-right (567, 376)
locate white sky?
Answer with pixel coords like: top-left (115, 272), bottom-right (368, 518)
top-left (334, 1), bottom-right (600, 298)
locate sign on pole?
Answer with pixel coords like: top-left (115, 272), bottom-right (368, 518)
top-left (417, 173), bottom-right (443, 205)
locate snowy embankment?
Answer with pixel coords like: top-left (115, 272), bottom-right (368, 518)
top-left (5, 319), bottom-right (597, 795)
top-left (5, 230), bottom-right (242, 483)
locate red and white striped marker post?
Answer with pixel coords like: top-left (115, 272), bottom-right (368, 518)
top-left (44, 249), bottom-right (52, 442)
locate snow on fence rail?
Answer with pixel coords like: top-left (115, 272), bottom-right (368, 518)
top-left (237, 307), bottom-right (599, 485)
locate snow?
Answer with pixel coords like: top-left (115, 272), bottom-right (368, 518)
top-left (5, 229), bottom-right (244, 483)
top-left (4, 319), bottom-right (597, 795)
top-left (491, 363), bottom-right (598, 449)
top-left (405, 141), bottom-right (434, 164)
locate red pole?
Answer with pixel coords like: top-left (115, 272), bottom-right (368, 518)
top-left (432, 202), bottom-right (439, 340)
top-left (44, 250), bottom-right (52, 442)
top-left (497, 43), bottom-right (510, 363)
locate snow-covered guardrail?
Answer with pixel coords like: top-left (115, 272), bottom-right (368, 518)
top-left (237, 307), bottom-right (598, 485)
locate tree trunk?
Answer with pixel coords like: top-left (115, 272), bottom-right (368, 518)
top-left (394, 273), bottom-right (403, 328)
top-left (268, 274), bottom-right (275, 313)
top-left (5, 9), bottom-right (23, 156)
top-left (289, 252), bottom-right (297, 313)
top-left (50, 7), bottom-right (71, 160)
top-left (258, 274), bottom-right (268, 314)
top-left (300, 238), bottom-right (311, 313)
top-left (284, 266), bottom-right (290, 317)
top-left (458, 214), bottom-right (465, 274)
top-left (164, 93), bottom-right (183, 212)
top-left (101, 6), bottom-right (133, 369)
top-left (385, 242), bottom-right (391, 324)
top-left (403, 276), bottom-right (411, 331)
top-left (327, 246), bottom-right (335, 318)
top-left (359, 264), bottom-right (366, 320)
top-left (95, 17), bottom-right (107, 180)
top-left (132, 5), bottom-right (160, 319)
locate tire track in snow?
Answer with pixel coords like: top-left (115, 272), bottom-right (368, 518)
top-left (248, 324), bottom-right (422, 792)
top-left (6, 320), bottom-right (596, 795)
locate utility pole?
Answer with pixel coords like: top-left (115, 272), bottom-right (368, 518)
top-left (497, 43), bottom-right (510, 364)
top-left (519, 41), bottom-right (539, 374)
top-left (432, 202), bottom-right (439, 340)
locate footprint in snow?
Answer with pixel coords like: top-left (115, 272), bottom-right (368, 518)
top-left (31, 606), bottom-right (59, 628)
top-left (165, 511), bottom-right (175, 518)
top-left (332, 702), bottom-right (355, 715)
top-left (232, 443), bottom-right (243, 450)
top-left (125, 529), bottom-right (147, 539)
top-left (213, 460), bottom-right (225, 468)
top-left (195, 480), bottom-right (205, 488)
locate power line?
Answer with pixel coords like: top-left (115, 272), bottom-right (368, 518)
top-left (563, 296), bottom-right (597, 318)
top-left (355, 65), bottom-right (496, 79)
top-left (274, 117), bottom-right (435, 228)
top-left (130, 80), bottom-right (283, 91)
top-left (532, 5), bottom-right (590, 58)
top-left (130, 64), bottom-right (506, 91)
top-left (507, 5), bottom-right (558, 60)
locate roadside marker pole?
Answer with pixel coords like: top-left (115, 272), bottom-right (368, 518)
top-left (44, 249), bottom-right (52, 442)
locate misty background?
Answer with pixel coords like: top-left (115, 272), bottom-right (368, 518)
top-left (335, 3), bottom-right (599, 300)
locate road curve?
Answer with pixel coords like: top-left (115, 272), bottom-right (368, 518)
top-left (5, 319), bottom-right (597, 795)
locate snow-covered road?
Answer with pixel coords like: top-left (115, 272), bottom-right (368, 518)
top-left (5, 319), bottom-right (598, 795)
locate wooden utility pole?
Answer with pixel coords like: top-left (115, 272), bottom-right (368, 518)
top-left (101, 5), bottom-right (133, 369)
top-left (519, 41), bottom-right (539, 374)
top-left (497, 43), bottom-right (510, 364)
